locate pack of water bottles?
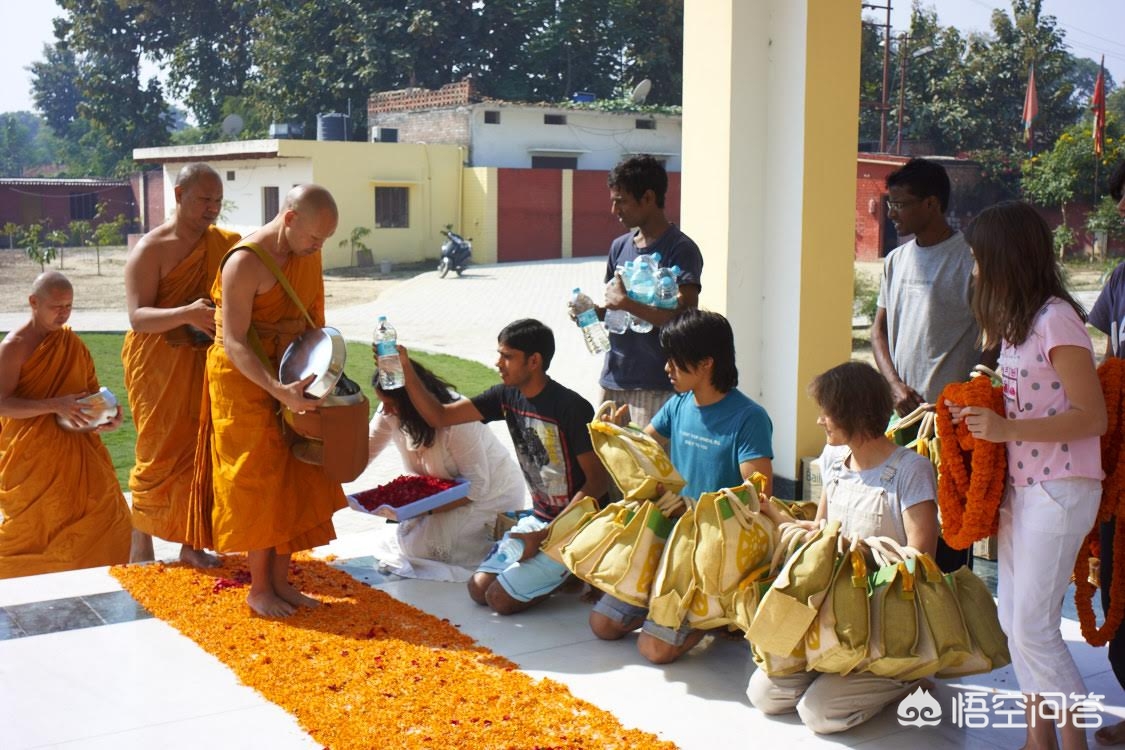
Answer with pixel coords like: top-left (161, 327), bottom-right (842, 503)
top-left (572, 253), bottom-right (681, 354)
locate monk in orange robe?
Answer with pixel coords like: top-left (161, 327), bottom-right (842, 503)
top-left (0, 271), bottom-right (131, 578)
top-left (123, 163), bottom-right (240, 567)
top-left (190, 184), bottom-right (345, 617)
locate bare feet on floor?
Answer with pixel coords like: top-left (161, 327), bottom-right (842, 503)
top-left (275, 582), bottom-right (321, 609)
top-left (178, 545), bottom-right (221, 568)
top-left (129, 530), bottom-right (155, 564)
top-left (247, 589), bottom-right (296, 618)
top-left (1097, 720), bottom-right (1125, 746)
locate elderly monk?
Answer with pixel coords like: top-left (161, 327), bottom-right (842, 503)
top-left (189, 184), bottom-right (345, 617)
top-left (123, 163), bottom-right (240, 567)
top-left (0, 272), bottom-right (132, 577)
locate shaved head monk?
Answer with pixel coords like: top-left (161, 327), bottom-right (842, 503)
top-left (123, 162), bottom-right (241, 567)
top-left (0, 272), bottom-right (132, 577)
top-left (188, 184), bottom-right (345, 617)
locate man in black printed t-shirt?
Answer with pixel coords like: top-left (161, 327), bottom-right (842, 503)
top-left (398, 319), bottom-right (608, 615)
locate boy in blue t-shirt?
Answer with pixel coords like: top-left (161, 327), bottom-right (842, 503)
top-left (590, 308), bottom-right (774, 664)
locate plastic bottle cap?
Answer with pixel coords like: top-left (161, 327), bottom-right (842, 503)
top-left (572, 287), bottom-right (581, 293)
top-left (378, 315), bottom-right (387, 321)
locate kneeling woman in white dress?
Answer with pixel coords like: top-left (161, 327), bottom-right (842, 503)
top-left (367, 362), bottom-right (527, 580)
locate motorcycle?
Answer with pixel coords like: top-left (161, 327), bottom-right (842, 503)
top-left (437, 229), bottom-right (472, 278)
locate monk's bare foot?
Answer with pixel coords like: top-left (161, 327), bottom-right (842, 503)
top-left (247, 590), bottom-right (296, 618)
top-left (1097, 720), bottom-right (1125, 746)
top-left (129, 530), bottom-right (155, 563)
top-left (178, 545), bottom-right (221, 568)
top-left (275, 582), bottom-right (320, 609)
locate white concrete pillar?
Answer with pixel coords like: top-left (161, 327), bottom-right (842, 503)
top-left (682, 0), bottom-right (861, 493)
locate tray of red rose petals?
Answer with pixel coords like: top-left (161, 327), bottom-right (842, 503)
top-left (347, 475), bottom-right (470, 521)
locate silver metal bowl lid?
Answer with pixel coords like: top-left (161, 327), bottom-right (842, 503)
top-left (279, 326), bottom-right (347, 399)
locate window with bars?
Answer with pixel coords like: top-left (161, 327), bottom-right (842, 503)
top-left (374, 187), bottom-right (409, 228)
top-left (70, 192), bottom-right (96, 220)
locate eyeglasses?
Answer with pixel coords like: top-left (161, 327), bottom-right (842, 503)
top-left (885, 198), bottom-right (921, 212)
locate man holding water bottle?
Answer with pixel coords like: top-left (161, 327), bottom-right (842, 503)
top-left (595, 155), bottom-right (703, 428)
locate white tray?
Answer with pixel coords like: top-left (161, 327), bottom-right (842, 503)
top-left (347, 477), bottom-right (470, 522)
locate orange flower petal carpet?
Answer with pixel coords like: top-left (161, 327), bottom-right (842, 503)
top-left (111, 556), bottom-right (676, 750)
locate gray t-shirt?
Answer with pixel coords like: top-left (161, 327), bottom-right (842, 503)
top-left (876, 231), bottom-right (981, 404)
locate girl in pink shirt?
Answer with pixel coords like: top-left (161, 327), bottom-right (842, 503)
top-left (949, 200), bottom-right (1106, 750)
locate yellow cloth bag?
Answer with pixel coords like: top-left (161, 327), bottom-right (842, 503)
top-left (685, 483), bottom-right (777, 630)
top-left (541, 496), bottom-right (601, 564)
top-left (748, 519), bottom-right (841, 658)
top-left (588, 401), bottom-right (686, 501)
top-left (648, 505), bottom-right (699, 629)
top-left (805, 537), bottom-right (870, 675)
top-left (853, 537), bottom-right (935, 679)
top-left (560, 499), bottom-right (675, 607)
top-left (730, 522), bottom-right (808, 634)
top-left (943, 566), bottom-right (1011, 677)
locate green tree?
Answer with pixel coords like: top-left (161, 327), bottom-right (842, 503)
top-left (124, 1), bottom-right (259, 137)
top-left (47, 2), bottom-right (171, 173)
top-left (92, 202), bottom-right (129, 276)
top-left (23, 223), bottom-right (55, 272)
top-left (0, 115), bottom-right (34, 176)
top-left (1021, 115), bottom-right (1125, 255)
top-left (2, 222), bottom-right (20, 250)
top-left (338, 226), bottom-right (373, 267)
top-left (46, 227), bottom-right (70, 270)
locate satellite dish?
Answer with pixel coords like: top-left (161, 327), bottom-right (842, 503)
top-left (630, 79), bottom-right (652, 104)
top-left (220, 114), bottom-right (245, 138)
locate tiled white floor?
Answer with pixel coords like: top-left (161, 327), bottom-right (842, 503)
top-left (3, 522), bottom-right (1123, 750)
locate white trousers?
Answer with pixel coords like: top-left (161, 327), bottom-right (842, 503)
top-left (997, 477), bottom-right (1100, 697)
top-left (746, 668), bottom-right (914, 734)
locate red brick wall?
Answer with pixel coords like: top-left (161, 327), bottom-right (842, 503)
top-left (368, 79), bottom-right (474, 116)
top-left (369, 109), bottom-right (471, 149)
top-left (497, 169), bottom-right (685, 262)
top-left (0, 184), bottom-right (136, 233)
top-left (855, 158), bottom-right (906, 261)
top-left (497, 169), bottom-right (562, 262)
top-left (571, 171), bottom-right (621, 257)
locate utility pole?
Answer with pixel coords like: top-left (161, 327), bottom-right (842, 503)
top-left (861, 1), bottom-right (893, 153)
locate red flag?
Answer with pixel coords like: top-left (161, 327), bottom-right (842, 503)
top-left (1093, 56), bottom-right (1106, 157)
top-left (1022, 64), bottom-right (1039, 149)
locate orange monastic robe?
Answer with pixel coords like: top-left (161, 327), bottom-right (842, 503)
top-left (191, 247), bottom-right (345, 554)
top-left (122, 226), bottom-right (240, 543)
top-left (0, 328), bottom-right (131, 578)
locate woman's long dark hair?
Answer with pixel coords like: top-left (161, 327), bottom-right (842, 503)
top-left (373, 361), bottom-right (457, 448)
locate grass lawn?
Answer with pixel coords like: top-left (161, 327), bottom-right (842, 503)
top-left (68, 333), bottom-right (499, 489)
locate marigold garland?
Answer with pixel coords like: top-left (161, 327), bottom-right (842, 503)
top-left (111, 557), bottom-right (677, 750)
top-left (935, 375), bottom-right (1008, 550)
top-left (1074, 357), bottom-right (1125, 647)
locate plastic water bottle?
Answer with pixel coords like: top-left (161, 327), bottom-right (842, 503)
top-left (654, 265), bottom-right (681, 310)
top-left (494, 536), bottom-right (525, 565)
top-left (571, 288), bottom-right (610, 355)
top-left (627, 260), bottom-right (656, 333)
top-left (374, 316), bottom-right (405, 390)
top-left (604, 263), bottom-right (632, 335)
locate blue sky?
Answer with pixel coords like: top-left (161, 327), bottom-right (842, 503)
top-left (1, 0), bottom-right (1122, 116)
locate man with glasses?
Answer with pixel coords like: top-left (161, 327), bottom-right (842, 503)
top-left (871, 157), bottom-right (987, 572)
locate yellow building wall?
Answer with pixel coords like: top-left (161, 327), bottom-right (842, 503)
top-left (461, 167), bottom-right (498, 265)
top-left (277, 140), bottom-right (464, 269)
top-left (682, 0), bottom-right (860, 490)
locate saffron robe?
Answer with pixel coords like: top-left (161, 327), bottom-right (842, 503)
top-left (122, 226), bottom-right (240, 543)
top-left (0, 328), bottom-right (131, 577)
top-left (189, 247), bottom-right (345, 553)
